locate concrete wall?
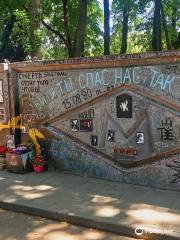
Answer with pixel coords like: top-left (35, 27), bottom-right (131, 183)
top-left (0, 64), bottom-right (11, 145)
top-left (1, 51), bottom-right (180, 190)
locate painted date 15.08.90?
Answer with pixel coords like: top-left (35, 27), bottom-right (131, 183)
top-left (62, 89), bottom-right (93, 110)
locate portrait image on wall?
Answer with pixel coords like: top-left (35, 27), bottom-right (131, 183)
top-left (70, 119), bottom-right (79, 132)
top-left (21, 126), bottom-right (28, 134)
top-left (6, 135), bottom-right (15, 148)
top-left (91, 135), bottom-right (98, 146)
top-left (0, 108), bottom-right (5, 121)
top-left (107, 130), bottom-right (115, 142)
top-left (80, 119), bottom-right (93, 132)
top-left (0, 80), bottom-right (3, 103)
top-left (136, 132), bottom-right (144, 144)
top-left (116, 94), bottom-right (132, 118)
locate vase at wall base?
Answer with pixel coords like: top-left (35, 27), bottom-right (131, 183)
top-left (33, 165), bottom-right (44, 173)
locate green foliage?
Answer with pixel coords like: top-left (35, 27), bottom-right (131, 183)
top-left (12, 10), bottom-right (32, 53)
top-left (0, 0), bottom-right (179, 62)
top-left (84, 0), bottom-right (103, 56)
top-left (41, 0), bottom-right (103, 58)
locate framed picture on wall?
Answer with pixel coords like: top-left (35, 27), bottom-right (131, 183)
top-left (91, 135), bottom-right (98, 146)
top-left (6, 135), bottom-right (15, 148)
top-left (136, 132), bottom-right (144, 144)
top-left (0, 80), bottom-right (3, 103)
top-left (116, 94), bottom-right (132, 118)
top-left (80, 119), bottom-right (93, 132)
top-left (107, 130), bottom-right (115, 142)
top-left (70, 119), bottom-right (79, 132)
top-left (0, 108), bottom-right (5, 121)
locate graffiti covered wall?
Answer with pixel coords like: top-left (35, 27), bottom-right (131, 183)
top-left (0, 64), bottom-right (11, 145)
top-left (7, 52), bottom-right (180, 190)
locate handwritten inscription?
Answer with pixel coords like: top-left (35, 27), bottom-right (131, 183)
top-left (18, 71), bottom-right (67, 79)
top-left (18, 65), bottom-right (178, 115)
top-left (79, 109), bottom-right (94, 119)
top-left (78, 68), bottom-right (175, 92)
top-left (41, 51), bottom-right (179, 65)
top-left (62, 89), bottom-right (93, 110)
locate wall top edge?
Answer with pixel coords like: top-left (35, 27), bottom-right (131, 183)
top-left (0, 50), bottom-right (179, 72)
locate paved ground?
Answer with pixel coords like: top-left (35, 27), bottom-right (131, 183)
top-left (0, 170), bottom-right (180, 240)
top-left (0, 208), bottom-right (138, 240)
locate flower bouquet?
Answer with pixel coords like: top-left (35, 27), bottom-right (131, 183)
top-left (12, 146), bottom-right (28, 155)
top-left (0, 145), bottom-right (8, 170)
top-left (12, 141), bottom-right (34, 155)
top-left (0, 145), bottom-right (8, 154)
top-left (31, 154), bottom-right (45, 173)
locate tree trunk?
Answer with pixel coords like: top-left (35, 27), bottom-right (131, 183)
top-left (0, 15), bottom-right (15, 57)
top-left (120, 6), bottom-right (129, 54)
top-left (74, 0), bottom-right (87, 57)
top-left (172, 6), bottom-right (177, 32)
top-left (161, 4), bottom-right (171, 50)
top-left (152, 0), bottom-right (162, 51)
top-left (43, 0), bottom-right (87, 58)
top-left (28, 0), bottom-right (42, 58)
top-left (174, 32), bottom-right (180, 49)
top-left (103, 0), bottom-right (110, 55)
top-left (0, 15), bottom-right (26, 61)
top-left (171, 6), bottom-right (179, 49)
top-left (62, 0), bottom-right (74, 57)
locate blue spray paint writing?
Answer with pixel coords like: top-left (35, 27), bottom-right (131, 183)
top-left (33, 67), bottom-right (175, 111)
top-left (78, 67), bottom-right (175, 93)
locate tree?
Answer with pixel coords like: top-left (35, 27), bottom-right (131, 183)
top-left (170, 0), bottom-right (180, 49)
top-left (0, 15), bottom-right (16, 61)
top-left (112, 0), bottom-right (139, 54)
top-left (103, 0), bottom-right (110, 55)
top-left (0, 0), bottom-right (29, 61)
top-left (0, 0), bottom-right (179, 62)
top-left (152, 0), bottom-right (162, 51)
top-left (28, 0), bottom-right (42, 58)
top-left (41, 0), bottom-right (102, 59)
top-left (74, 0), bottom-right (88, 56)
top-left (120, 5), bottom-right (129, 54)
top-left (161, 2), bottom-right (171, 50)
top-left (42, 0), bottom-right (87, 57)
top-left (83, 0), bottom-right (103, 57)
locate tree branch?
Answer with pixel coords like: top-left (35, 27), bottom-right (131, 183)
top-left (42, 20), bottom-right (66, 43)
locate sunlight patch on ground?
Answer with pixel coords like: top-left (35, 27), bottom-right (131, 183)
top-left (8, 184), bottom-right (56, 200)
top-left (3, 197), bottom-right (17, 203)
top-left (127, 204), bottom-right (180, 224)
top-left (82, 229), bottom-right (105, 240)
top-left (33, 185), bottom-right (55, 191)
top-left (94, 205), bottom-right (120, 217)
top-left (91, 195), bottom-right (117, 204)
top-left (27, 224), bottom-right (108, 240)
top-left (27, 224), bottom-right (77, 240)
top-left (14, 180), bottom-right (23, 183)
top-left (11, 185), bottom-right (33, 191)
